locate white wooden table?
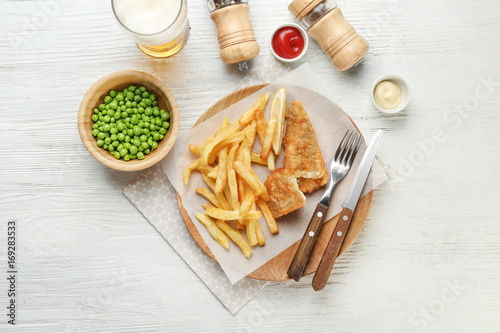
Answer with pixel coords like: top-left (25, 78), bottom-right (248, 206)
top-left (1, 0), bottom-right (500, 331)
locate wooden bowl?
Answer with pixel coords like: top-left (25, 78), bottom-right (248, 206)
top-left (78, 70), bottom-right (180, 171)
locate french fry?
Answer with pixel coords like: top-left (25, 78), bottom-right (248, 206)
top-left (239, 190), bottom-right (255, 217)
top-left (237, 219), bottom-right (245, 229)
top-left (227, 144), bottom-right (239, 172)
top-left (246, 219), bottom-right (258, 246)
top-left (255, 219), bottom-right (265, 246)
top-left (245, 119), bottom-right (257, 147)
top-left (195, 187), bottom-right (221, 208)
top-left (243, 210), bottom-right (262, 220)
top-left (201, 174), bottom-right (230, 210)
top-left (196, 164), bottom-right (214, 175)
top-left (251, 152), bottom-right (268, 166)
top-left (200, 121), bottom-right (240, 166)
top-left (227, 169), bottom-right (240, 210)
top-left (247, 166), bottom-right (270, 201)
top-left (207, 165), bottom-right (219, 179)
top-left (201, 202), bottom-right (215, 210)
top-left (260, 119), bottom-right (277, 159)
top-left (184, 158), bottom-right (201, 186)
top-left (267, 151), bottom-right (275, 171)
top-left (215, 147), bottom-right (228, 194)
top-left (256, 199), bottom-right (279, 234)
top-left (254, 109), bottom-right (268, 144)
top-left (194, 213), bottom-right (229, 249)
top-left (223, 186), bottom-right (233, 210)
top-left (237, 175), bottom-right (246, 204)
top-left (216, 118), bottom-right (231, 135)
top-left (207, 132), bottom-right (246, 165)
top-left (215, 220), bottom-right (252, 258)
top-left (189, 145), bottom-right (202, 155)
top-left (239, 93), bottom-right (270, 126)
top-left (205, 207), bottom-right (241, 220)
top-left (234, 160), bottom-right (262, 197)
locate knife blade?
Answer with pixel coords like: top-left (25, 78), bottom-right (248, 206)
top-left (312, 129), bottom-right (383, 291)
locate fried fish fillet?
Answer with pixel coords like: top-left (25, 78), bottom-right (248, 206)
top-left (264, 169), bottom-right (305, 219)
top-left (264, 101), bottom-right (328, 218)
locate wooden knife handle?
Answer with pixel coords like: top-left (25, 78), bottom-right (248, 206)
top-left (287, 204), bottom-right (329, 282)
top-left (312, 207), bottom-right (354, 291)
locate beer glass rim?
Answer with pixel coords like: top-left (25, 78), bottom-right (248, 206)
top-left (111, 0), bottom-right (186, 37)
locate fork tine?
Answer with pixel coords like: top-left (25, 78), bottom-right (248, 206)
top-left (346, 134), bottom-right (362, 167)
top-left (339, 131), bottom-right (355, 164)
top-left (335, 131), bottom-right (351, 160)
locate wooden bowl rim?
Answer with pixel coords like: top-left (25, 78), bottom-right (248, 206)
top-left (77, 70), bottom-right (180, 172)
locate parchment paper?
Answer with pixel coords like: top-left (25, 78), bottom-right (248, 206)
top-left (161, 64), bottom-right (388, 284)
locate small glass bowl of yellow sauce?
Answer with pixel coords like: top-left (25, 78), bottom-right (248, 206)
top-left (371, 75), bottom-right (410, 113)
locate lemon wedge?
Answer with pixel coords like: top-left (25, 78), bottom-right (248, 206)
top-left (270, 88), bottom-right (286, 155)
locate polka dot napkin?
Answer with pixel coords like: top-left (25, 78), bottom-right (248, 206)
top-left (123, 55), bottom-right (291, 314)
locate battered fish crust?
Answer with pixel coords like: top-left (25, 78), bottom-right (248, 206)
top-left (264, 101), bottom-right (328, 218)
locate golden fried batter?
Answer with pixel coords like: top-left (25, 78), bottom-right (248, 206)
top-left (265, 101), bottom-right (328, 218)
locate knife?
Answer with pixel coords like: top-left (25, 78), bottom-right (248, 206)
top-left (312, 129), bottom-right (383, 291)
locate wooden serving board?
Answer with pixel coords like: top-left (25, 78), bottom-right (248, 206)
top-left (177, 84), bottom-right (373, 281)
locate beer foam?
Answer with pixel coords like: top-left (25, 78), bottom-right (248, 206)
top-left (114, 0), bottom-right (182, 35)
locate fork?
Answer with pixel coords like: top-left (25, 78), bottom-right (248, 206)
top-left (287, 130), bottom-right (362, 282)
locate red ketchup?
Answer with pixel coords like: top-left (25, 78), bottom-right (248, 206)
top-left (272, 26), bottom-right (305, 59)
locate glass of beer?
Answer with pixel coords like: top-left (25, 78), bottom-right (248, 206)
top-left (112, 0), bottom-right (189, 59)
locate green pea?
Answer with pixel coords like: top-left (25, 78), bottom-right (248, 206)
top-left (138, 121), bottom-right (145, 128)
top-left (110, 134), bottom-right (117, 141)
top-left (92, 129), bottom-right (99, 137)
top-left (144, 148), bottom-right (151, 155)
top-left (159, 134), bottom-right (164, 140)
top-left (114, 112), bottom-right (122, 120)
top-left (140, 135), bottom-right (147, 142)
top-left (98, 115), bottom-right (104, 121)
top-left (120, 105), bottom-right (126, 111)
top-left (117, 133), bottom-right (125, 141)
top-left (133, 127), bottom-right (142, 136)
top-left (96, 139), bottom-right (104, 147)
top-left (159, 128), bottom-right (167, 135)
top-left (138, 146), bottom-right (144, 152)
top-left (152, 101), bottom-right (158, 106)
top-left (144, 98), bottom-right (152, 106)
top-left (104, 96), bottom-right (112, 104)
top-left (150, 124), bottom-right (156, 131)
top-left (117, 144), bottom-right (123, 151)
top-left (142, 128), bottom-right (150, 135)
top-left (162, 122), bottom-right (170, 129)
top-left (151, 141), bottom-right (158, 150)
top-left (130, 145), bottom-right (138, 155)
top-left (145, 107), bottom-right (153, 116)
top-left (131, 115), bottom-right (139, 125)
top-left (116, 92), bottom-right (124, 101)
top-left (138, 107), bottom-right (144, 114)
top-left (155, 119), bottom-right (163, 126)
top-left (141, 142), bottom-right (149, 149)
top-left (137, 152), bottom-right (145, 160)
top-left (104, 137), bottom-right (111, 145)
top-left (92, 124), bottom-right (99, 129)
top-left (124, 154), bottom-right (131, 161)
top-left (130, 154), bottom-right (137, 159)
top-left (122, 111), bottom-right (129, 118)
top-left (109, 101), bottom-right (118, 110)
top-left (125, 135), bottom-right (131, 143)
top-left (134, 95), bottom-right (141, 102)
top-left (126, 92), bottom-right (134, 100)
top-left (123, 88), bottom-right (128, 95)
top-left (132, 102), bottom-right (137, 107)
top-left (128, 85), bottom-right (136, 92)
top-left (127, 129), bottom-right (134, 137)
top-left (124, 142), bottom-right (131, 150)
top-left (114, 151), bottom-right (121, 159)
top-left (117, 123), bottom-right (125, 131)
top-left (119, 101), bottom-right (124, 106)
top-left (153, 132), bottom-right (161, 141)
top-left (120, 148), bottom-right (128, 157)
top-left (153, 109), bottom-right (160, 117)
top-left (92, 114), bottom-right (98, 122)
top-left (103, 144), bottom-right (108, 150)
top-left (160, 110), bottom-right (170, 120)
top-left (150, 94), bottom-right (156, 101)
top-left (99, 104), bottom-right (105, 111)
top-left (139, 86), bottom-right (146, 93)
top-left (112, 140), bottom-right (119, 148)
top-left (108, 144), bottom-right (115, 152)
top-left (97, 132), bottom-right (106, 139)
top-left (110, 127), bottom-right (118, 134)
top-left (109, 90), bottom-right (117, 98)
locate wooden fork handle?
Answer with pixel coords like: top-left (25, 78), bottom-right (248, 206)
top-left (287, 204), bottom-right (328, 282)
top-left (312, 207), bottom-right (354, 291)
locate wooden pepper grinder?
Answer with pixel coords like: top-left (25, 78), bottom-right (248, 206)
top-left (288, 0), bottom-right (369, 71)
top-left (209, 0), bottom-right (260, 71)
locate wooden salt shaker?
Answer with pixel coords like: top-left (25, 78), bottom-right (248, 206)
top-left (209, 0), bottom-right (260, 71)
top-left (288, 0), bottom-right (369, 71)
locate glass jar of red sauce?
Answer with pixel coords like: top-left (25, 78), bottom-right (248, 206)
top-left (270, 23), bottom-right (308, 62)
